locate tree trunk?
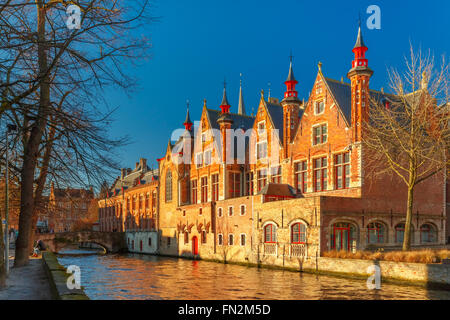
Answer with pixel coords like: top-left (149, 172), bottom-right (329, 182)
top-left (0, 213), bottom-right (6, 287)
top-left (14, 3), bottom-right (49, 267)
top-left (403, 185), bottom-right (414, 251)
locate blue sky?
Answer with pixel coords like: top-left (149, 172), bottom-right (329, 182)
top-left (104, 0), bottom-right (450, 174)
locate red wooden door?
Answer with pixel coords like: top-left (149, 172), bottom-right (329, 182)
top-left (192, 236), bottom-right (199, 255)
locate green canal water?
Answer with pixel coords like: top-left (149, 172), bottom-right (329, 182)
top-left (57, 253), bottom-right (450, 300)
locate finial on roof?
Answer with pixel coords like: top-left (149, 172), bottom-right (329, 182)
top-left (183, 99), bottom-right (193, 130)
top-left (318, 61), bottom-right (322, 72)
top-left (238, 73), bottom-right (246, 115)
top-left (261, 89), bottom-right (265, 100)
top-left (220, 78), bottom-right (230, 113)
top-left (353, 22), bottom-right (366, 49)
top-left (203, 99), bottom-right (207, 108)
top-left (286, 52), bottom-right (296, 82)
top-left (268, 82), bottom-right (271, 99)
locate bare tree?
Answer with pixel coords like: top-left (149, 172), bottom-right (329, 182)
top-left (363, 47), bottom-right (450, 251)
top-left (0, 0), bottom-right (153, 267)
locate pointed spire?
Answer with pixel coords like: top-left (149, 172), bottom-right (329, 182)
top-left (283, 52), bottom-right (299, 101)
top-left (353, 21), bottom-right (366, 49)
top-left (286, 54), bottom-right (296, 82)
top-left (183, 100), bottom-right (193, 131)
top-left (220, 78), bottom-right (231, 114)
top-left (238, 73), bottom-right (246, 115)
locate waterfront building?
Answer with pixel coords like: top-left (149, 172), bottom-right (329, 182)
top-left (99, 26), bottom-right (449, 264)
top-left (48, 182), bottom-right (94, 232)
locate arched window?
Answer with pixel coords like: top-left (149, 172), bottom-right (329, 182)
top-left (264, 224), bottom-right (277, 243)
top-left (367, 222), bottom-right (386, 244)
top-left (395, 223), bottom-right (415, 244)
top-left (291, 222), bottom-right (306, 244)
top-left (420, 224), bottom-right (437, 243)
top-left (165, 170), bottom-right (173, 202)
top-left (330, 222), bottom-right (357, 251)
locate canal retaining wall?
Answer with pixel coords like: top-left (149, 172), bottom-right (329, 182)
top-left (42, 252), bottom-right (89, 300)
top-left (242, 252), bottom-right (450, 289)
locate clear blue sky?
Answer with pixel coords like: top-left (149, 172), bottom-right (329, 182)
top-left (104, 0), bottom-right (450, 173)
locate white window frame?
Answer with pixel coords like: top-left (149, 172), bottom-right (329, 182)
top-left (240, 204), bottom-right (246, 216)
top-left (218, 233), bottom-right (223, 246)
top-left (195, 152), bottom-right (203, 168)
top-left (228, 206), bottom-right (234, 217)
top-left (217, 207), bottom-right (223, 218)
top-left (240, 233), bottom-right (246, 246)
top-left (314, 100), bottom-right (325, 115)
top-left (204, 149), bottom-right (212, 166)
top-left (311, 122), bottom-right (328, 146)
top-left (256, 141), bottom-right (268, 160)
top-left (228, 234), bottom-right (234, 246)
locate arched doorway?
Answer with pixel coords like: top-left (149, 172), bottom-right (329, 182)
top-left (192, 236), bottom-right (199, 255)
top-left (330, 222), bottom-right (357, 252)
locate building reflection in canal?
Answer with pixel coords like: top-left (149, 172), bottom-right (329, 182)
top-left (57, 253), bottom-right (450, 300)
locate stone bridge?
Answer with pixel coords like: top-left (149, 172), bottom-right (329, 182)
top-left (37, 231), bottom-right (127, 253)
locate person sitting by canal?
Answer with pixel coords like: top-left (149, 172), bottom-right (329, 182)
top-left (32, 241), bottom-right (40, 257)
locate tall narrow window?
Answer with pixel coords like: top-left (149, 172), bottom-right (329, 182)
top-left (264, 224), bottom-right (276, 243)
top-left (191, 179), bottom-right (198, 204)
top-left (228, 234), bottom-right (234, 246)
top-left (257, 141), bottom-right (268, 160)
top-left (312, 124), bottom-right (328, 145)
top-left (218, 234), bottom-right (223, 246)
top-left (229, 172), bottom-right (241, 198)
top-left (196, 153), bottom-right (203, 168)
top-left (367, 222), bottom-right (386, 244)
top-left (212, 174), bottom-right (219, 201)
top-left (270, 166), bottom-right (282, 183)
top-left (335, 152), bottom-right (350, 189)
top-left (295, 161), bottom-right (308, 193)
top-left (315, 101), bottom-right (325, 114)
top-left (291, 223), bottom-right (306, 244)
top-left (257, 169), bottom-right (267, 192)
top-left (145, 193), bottom-right (150, 209)
top-left (204, 150), bottom-right (212, 166)
top-left (420, 224), bottom-right (437, 243)
top-left (165, 170), bottom-right (173, 202)
top-left (201, 230), bottom-right (207, 244)
top-left (240, 234), bottom-right (246, 246)
top-left (201, 176), bottom-right (208, 203)
top-left (313, 157), bottom-right (327, 192)
top-left (246, 172), bottom-right (254, 196)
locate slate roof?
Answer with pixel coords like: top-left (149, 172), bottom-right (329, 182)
top-left (206, 109), bottom-right (255, 131)
top-left (257, 183), bottom-right (297, 197)
top-left (323, 77), bottom-right (395, 124)
top-left (264, 101), bottom-right (285, 144)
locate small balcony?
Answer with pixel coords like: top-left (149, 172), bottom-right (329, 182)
top-left (289, 243), bottom-right (307, 258)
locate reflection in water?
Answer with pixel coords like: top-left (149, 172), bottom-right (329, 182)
top-left (57, 253), bottom-right (450, 300)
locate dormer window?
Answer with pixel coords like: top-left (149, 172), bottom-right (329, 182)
top-left (312, 124), bottom-right (328, 145)
top-left (315, 101), bottom-right (325, 115)
top-left (258, 121), bottom-right (266, 135)
top-left (196, 153), bottom-right (203, 168)
top-left (204, 150), bottom-right (212, 166)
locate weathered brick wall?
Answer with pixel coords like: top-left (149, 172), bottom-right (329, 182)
top-left (251, 196), bottom-right (323, 265)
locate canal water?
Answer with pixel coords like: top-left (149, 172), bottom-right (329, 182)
top-left (57, 253), bottom-right (450, 300)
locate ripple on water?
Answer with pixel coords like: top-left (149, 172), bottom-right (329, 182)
top-left (56, 253), bottom-right (450, 300)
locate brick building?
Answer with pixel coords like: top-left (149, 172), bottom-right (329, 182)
top-left (100, 26), bottom-right (448, 263)
top-left (48, 182), bottom-right (94, 232)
